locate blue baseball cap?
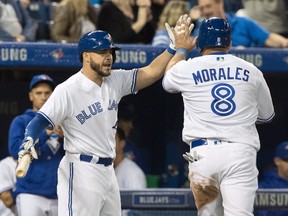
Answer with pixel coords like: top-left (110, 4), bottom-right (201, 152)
top-left (29, 74), bottom-right (55, 91)
top-left (275, 141), bottom-right (288, 160)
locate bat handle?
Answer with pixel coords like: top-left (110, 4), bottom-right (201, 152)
top-left (16, 154), bottom-right (31, 178)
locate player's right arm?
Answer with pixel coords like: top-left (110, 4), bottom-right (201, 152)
top-left (18, 114), bottom-right (51, 160)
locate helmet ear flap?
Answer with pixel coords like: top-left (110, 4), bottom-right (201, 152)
top-left (112, 50), bottom-right (116, 64)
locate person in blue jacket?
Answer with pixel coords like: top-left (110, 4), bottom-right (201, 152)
top-left (191, 0), bottom-right (288, 48)
top-left (257, 141), bottom-right (288, 216)
top-left (8, 74), bottom-right (64, 216)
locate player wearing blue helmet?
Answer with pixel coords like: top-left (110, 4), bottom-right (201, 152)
top-left (15, 14), bottom-right (194, 216)
top-left (78, 30), bottom-right (120, 63)
top-left (163, 17), bottom-right (274, 215)
top-left (196, 17), bottom-right (231, 51)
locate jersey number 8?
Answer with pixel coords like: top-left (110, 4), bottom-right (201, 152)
top-left (211, 83), bottom-right (236, 116)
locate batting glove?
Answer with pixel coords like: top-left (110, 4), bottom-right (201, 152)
top-left (18, 137), bottom-right (39, 161)
top-left (165, 14), bottom-right (194, 51)
top-left (183, 151), bottom-right (203, 163)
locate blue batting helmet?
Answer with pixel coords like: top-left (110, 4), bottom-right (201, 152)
top-left (197, 17), bottom-right (231, 52)
top-left (78, 30), bottom-right (120, 63)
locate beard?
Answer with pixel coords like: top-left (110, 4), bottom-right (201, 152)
top-left (90, 59), bottom-right (111, 77)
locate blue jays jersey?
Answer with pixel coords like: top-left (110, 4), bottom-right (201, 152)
top-left (162, 52), bottom-right (274, 150)
top-left (38, 69), bottom-right (137, 159)
top-left (8, 109), bottom-right (65, 198)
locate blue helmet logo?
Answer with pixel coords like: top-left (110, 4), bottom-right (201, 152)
top-left (197, 17), bottom-right (231, 52)
top-left (78, 30), bottom-right (120, 63)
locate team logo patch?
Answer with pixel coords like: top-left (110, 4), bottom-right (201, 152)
top-left (46, 136), bottom-right (61, 155)
top-left (50, 48), bottom-right (64, 62)
top-left (216, 57), bottom-right (224, 61)
top-left (104, 34), bottom-right (113, 43)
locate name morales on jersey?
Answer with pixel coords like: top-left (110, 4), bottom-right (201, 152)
top-left (192, 67), bottom-right (250, 85)
top-left (75, 100), bottom-right (118, 124)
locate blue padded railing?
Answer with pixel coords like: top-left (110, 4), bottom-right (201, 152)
top-left (0, 42), bottom-right (287, 72)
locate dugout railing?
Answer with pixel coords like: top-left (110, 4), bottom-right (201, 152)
top-left (0, 42), bottom-right (287, 72)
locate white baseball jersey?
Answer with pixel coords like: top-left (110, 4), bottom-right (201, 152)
top-left (162, 53), bottom-right (274, 150)
top-left (0, 157), bottom-right (16, 194)
top-left (0, 157), bottom-right (17, 216)
top-left (115, 157), bottom-right (147, 189)
top-left (39, 69), bottom-right (137, 158)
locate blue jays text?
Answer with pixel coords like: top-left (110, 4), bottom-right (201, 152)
top-left (75, 99), bottom-right (118, 124)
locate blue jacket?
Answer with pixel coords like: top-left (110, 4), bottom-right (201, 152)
top-left (259, 171), bottom-right (288, 189)
top-left (8, 109), bottom-right (64, 199)
top-left (256, 171), bottom-right (288, 216)
top-left (192, 13), bottom-right (270, 47)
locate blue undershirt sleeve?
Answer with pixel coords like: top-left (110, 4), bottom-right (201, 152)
top-left (24, 113), bottom-right (51, 141)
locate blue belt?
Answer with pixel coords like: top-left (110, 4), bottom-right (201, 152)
top-left (80, 154), bottom-right (113, 166)
top-left (191, 139), bottom-right (207, 148)
top-left (191, 139), bottom-right (225, 148)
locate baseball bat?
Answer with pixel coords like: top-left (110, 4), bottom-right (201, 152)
top-left (16, 154), bottom-right (31, 178)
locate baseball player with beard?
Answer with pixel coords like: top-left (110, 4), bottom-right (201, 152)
top-left (16, 15), bottom-right (194, 215)
top-left (163, 17), bottom-right (275, 215)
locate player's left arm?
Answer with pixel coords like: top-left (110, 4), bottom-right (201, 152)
top-left (256, 73), bottom-right (275, 124)
top-left (134, 15), bottom-right (194, 91)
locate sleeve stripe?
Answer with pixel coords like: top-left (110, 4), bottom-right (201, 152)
top-left (257, 112), bottom-right (275, 122)
top-left (131, 68), bottom-right (138, 94)
top-left (38, 111), bottom-right (55, 128)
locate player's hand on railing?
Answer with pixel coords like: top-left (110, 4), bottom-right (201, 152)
top-left (18, 137), bottom-right (39, 161)
top-left (183, 151), bottom-right (203, 163)
top-left (165, 14), bottom-right (194, 51)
